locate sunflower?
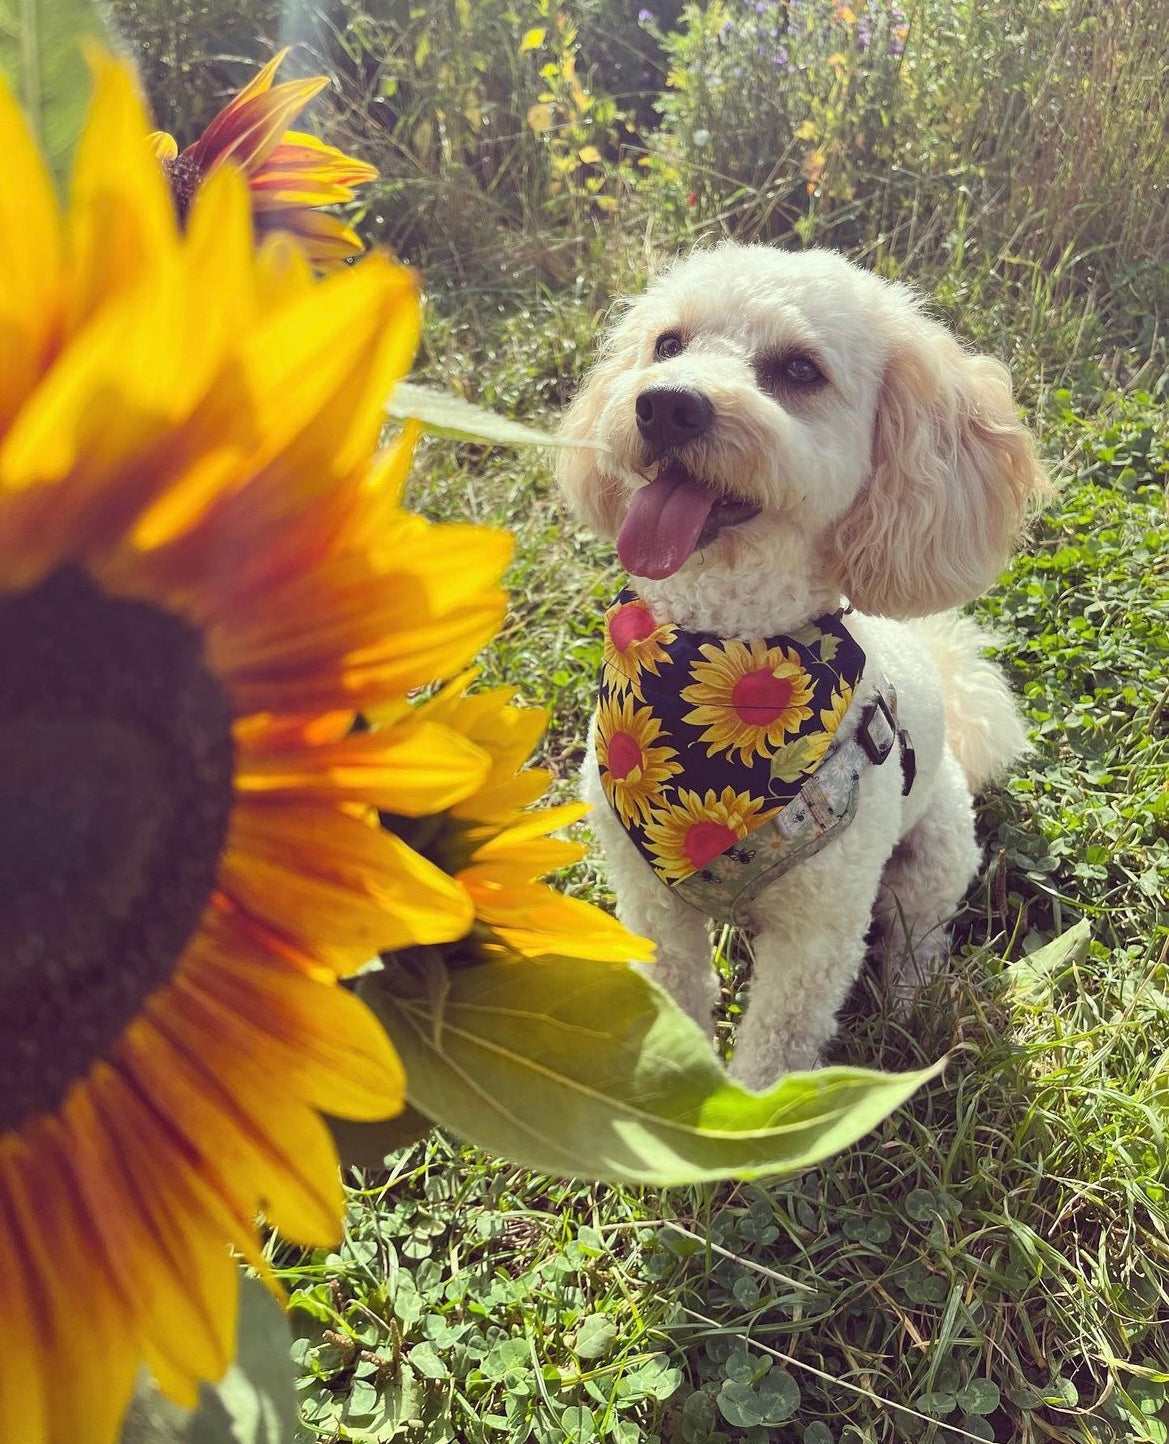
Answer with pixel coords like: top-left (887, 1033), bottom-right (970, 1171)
top-left (596, 690), bottom-right (683, 827)
top-left (642, 786), bottom-right (779, 883)
top-left (148, 48), bottom-right (377, 267)
top-left (801, 679), bottom-right (855, 770)
top-left (680, 637), bottom-right (816, 763)
top-left (403, 676), bottom-right (654, 964)
top-left (0, 59), bottom-right (510, 1444)
top-left (602, 593), bottom-right (677, 701)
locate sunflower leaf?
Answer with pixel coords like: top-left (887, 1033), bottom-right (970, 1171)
top-left (325, 1102), bottom-right (435, 1168)
top-left (188, 1275), bottom-right (299, 1444)
top-left (387, 380), bottom-right (605, 450)
top-left (361, 955), bottom-right (942, 1185)
top-left (0, 0), bottom-right (112, 184)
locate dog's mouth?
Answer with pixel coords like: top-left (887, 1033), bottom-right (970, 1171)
top-left (616, 460), bottom-right (762, 580)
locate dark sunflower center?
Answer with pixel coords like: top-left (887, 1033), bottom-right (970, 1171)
top-left (0, 568), bottom-right (234, 1131)
top-left (162, 152), bottom-right (204, 224)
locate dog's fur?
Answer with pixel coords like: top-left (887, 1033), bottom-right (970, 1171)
top-left (557, 243), bottom-right (1048, 1088)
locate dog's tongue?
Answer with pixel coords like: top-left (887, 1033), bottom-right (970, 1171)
top-left (617, 464), bottom-right (718, 579)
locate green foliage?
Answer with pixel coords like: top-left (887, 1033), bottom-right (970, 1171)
top-left (976, 388), bottom-right (1168, 950)
top-left (647, 0), bottom-right (910, 245)
top-left (278, 1152), bottom-right (683, 1442)
top-left (105, 0), bottom-right (281, 139)
top-left (0, 0), bottom-right (109, 181)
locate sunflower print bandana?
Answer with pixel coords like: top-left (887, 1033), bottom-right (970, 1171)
top-left (596, 589), bottom-right (867, 887)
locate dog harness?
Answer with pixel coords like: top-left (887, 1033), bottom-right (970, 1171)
top-left (596, 588), bottom-right (915, 924)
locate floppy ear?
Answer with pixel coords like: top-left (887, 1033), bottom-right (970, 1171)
top-left (825, 332), bottom-right (1049, 617)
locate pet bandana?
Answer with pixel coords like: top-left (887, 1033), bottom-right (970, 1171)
top-left (596, 588), bottom-right (870, 895)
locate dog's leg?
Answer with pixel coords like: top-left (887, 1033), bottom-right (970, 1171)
top-left (728, 823), bottom-right (894, 1088)
top-left (874, 747), bottom-right (981, 1004)
top-left (730, 908), bottom-right (874, 1086)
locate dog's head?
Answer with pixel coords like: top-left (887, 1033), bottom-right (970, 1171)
top-left (557, 243), bottom-right (1048, 615)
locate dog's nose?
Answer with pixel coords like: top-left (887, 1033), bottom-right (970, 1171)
top-left (635, 386), bottom-right (714, 452)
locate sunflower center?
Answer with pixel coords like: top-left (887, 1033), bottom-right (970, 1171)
top-left (162, 152), bottom-right (204, 223)
top-left (607, 731), bottom-right (644, 781)
top-left (609, 603), bottom-right (657, 654)
top-left (0, 568), bottom-right (234, 1131)
top-left (684, 820), bottom-right (739, 871)
top-left (731, 667), bottom-right (795, 726)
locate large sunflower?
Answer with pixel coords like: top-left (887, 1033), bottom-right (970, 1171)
top-left (0, 60), bottom-right (508, 1444)
top-left (680, 637), bottom-right (816, 763)
top-left (406, 676), bottom-right (653, 963)
top-left (148, 47), bottom-right (377, 267)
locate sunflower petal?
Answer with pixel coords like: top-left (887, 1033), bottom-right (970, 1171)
top-left (122, 1011), bottom-right (347, 1246)
top-left (235, 719), bottom-right (491, 815)
top-left (68, 52), bottom-right (178, 329)
top-left (0, 77), bottom-right (63, 433)
top-left (220, 802), bottom-right (474, 959)
top-left (188, 76), bottom-right (329, 176)
top-left (173, 942), bottom-right (406, 1120)
top-left (3, 1126), bottom-right (139, 1444)
top-left (60, 1078), bottom-right (237, 1403)
top-left (0, 1153), bottom-right (50, 1443)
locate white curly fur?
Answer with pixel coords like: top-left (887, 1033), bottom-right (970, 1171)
top-left (558, 243), bottom-right (1048, 1088)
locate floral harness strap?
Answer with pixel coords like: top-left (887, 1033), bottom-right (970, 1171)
top-left (596, 589), bottom-right (915, 925)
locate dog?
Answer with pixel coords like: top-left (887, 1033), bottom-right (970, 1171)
top-left (556, 243), bottom-right (1048, 1088)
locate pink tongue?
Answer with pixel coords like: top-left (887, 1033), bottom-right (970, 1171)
top-left (616, 466), bottom-right (718, 579)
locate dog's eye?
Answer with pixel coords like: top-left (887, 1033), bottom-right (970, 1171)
top-left (757, 352), bottom-right (827, 393)
top-left (653, 332), bottom-right (685, 361)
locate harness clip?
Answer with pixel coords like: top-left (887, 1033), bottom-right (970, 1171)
top-left (857, 692), bottom-right (897, 766)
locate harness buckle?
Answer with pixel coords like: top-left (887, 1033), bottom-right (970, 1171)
top-left (857, 692), bottom-right (897, 766)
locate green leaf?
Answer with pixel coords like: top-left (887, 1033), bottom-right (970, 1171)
top-left (1003, 920), bottom-right (1092, 1003)
top-left (0, 0), bottom-right (111, 185)
top-left (188, 1275), bottom-right (299, 1444)
top-left (718, 1380), bottom-right (765, 1428)
top-left (119, 1373), bottom-right (192, 1444)
top-left (955, 1378), bottom-right (1001, 1415)
top-left (324, 1104), bottom-right (435, 1169)
top-left (387, 380), bottom-right (604, 450)
top-left (755, 1370), bottom-right (800, 1422)
top-left (769, 734), bottom-right (824, 784)
top-left (574, 1313), bottom-right (619, 1360)
top-left (913, 1391), bottom-right (957, 1417)
top-left (360, 955), bottom-right (943, 1186)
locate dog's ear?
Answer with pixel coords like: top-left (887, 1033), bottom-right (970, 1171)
top-left (556, 345), bottom-right (630, 541)
top-left (825, 331), bottom-right (1049, 616)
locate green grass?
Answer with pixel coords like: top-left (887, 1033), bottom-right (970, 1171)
top-left (270, 281), bottom-right (1169, 1443)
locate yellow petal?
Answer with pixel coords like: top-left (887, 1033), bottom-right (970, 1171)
top-left (147, 129), bottom-right (179, 160)
top-left (68, 52), bottom-right (179, 331)
top-left (235, 719), bottom-right (491, 815)
top-left (219, 802), bottom-right (474, 959)
top-left (122, 1013), bottom-right (346, 1246)
top-left (487, 891), bottom-right (656, 963)
top-left (3, 1124), bottom-right (139, 1444)
top-left (0, 76), bottom-right (63, 434)
top-left (173, 946), bottom-right (406, 1119)
top-left (60, 1078), bottom-right (236, 1401)
top-left (0, 1154), bottom-right (50, 1444)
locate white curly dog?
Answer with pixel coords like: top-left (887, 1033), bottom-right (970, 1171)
top-left (557, 243), bottom-right (1047, 1088)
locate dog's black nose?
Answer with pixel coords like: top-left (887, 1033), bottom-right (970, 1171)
top-left (635, 386), bottom-right (714, 452)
